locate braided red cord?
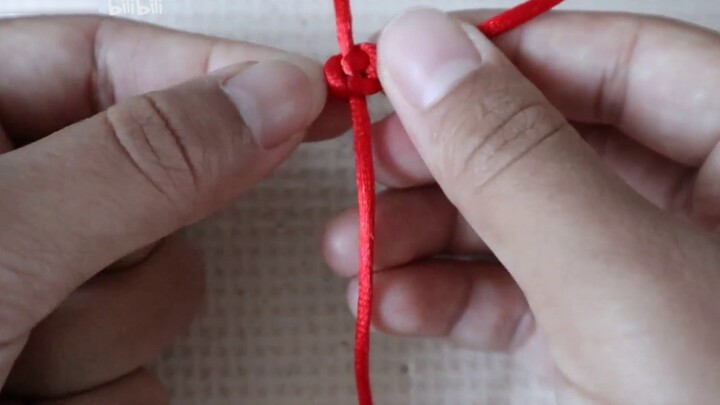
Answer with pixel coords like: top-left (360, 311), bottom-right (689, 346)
top-left (324, 1), bottom-right (564, 404)
top-left (326, 3), bottom-right (376, 405)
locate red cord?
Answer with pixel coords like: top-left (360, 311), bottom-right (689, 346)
top-left (324, 1), bottom-right (564, 404)
top-left (479, 0), bottom-right (564, 37)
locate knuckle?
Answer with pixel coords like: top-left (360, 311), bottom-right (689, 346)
top-left (105, 93), bottom-right (203, 212)
top-left (434, 77), bottom-right (568, 197)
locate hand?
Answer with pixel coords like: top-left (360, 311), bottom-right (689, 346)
top-left (0, 16), bottom-right (331, 403)
top-left (323, 9), bottom-right (720, 404)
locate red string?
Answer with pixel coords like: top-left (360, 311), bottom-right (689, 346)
top-left (324, 1), bottom-right (564, 404)
top-left (326, 2), bottom-right (376, 404)
top-left (478, 0), bottom-right (564, 37)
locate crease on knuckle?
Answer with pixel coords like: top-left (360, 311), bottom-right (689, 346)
top-left (594, 18), bottom-right (641, 125)
top-left (439, 93), bottom-right (567, 199)
top-left (105, 94), bottom-right (201, 213)
top-left (143, 94), bottom-right (201, 189)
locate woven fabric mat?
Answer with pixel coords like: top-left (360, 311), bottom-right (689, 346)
top-left (2, 1), bottom-right (719, 404)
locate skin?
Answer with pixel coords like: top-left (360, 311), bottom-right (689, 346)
top-left (0, 15), bottom-right (338, 404)
top-left (0, 7), bottom-right (719, 405)
top-left (323, 10), bottom-right (720, 405)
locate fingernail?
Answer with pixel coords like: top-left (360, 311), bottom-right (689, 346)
top-left (380, 8), bottom-right (482, 110)
top-left (222, 60), bottom-right (315, 149)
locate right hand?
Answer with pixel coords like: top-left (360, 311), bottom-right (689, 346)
top-left (323, 9), bottom-right (720, 404)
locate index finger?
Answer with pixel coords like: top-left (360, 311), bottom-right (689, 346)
top-left (0, 15), bottom-right (345, 143)
top-left (456, 11), bottom-right (720, 166)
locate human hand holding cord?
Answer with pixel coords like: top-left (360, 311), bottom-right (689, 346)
top-left (0, 15), bottom-right (336, 403)
top-left (323, 9), bottom-right (720, 404)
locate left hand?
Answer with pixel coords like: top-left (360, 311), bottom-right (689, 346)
top-left (0, 15), bottom-right (334, 404)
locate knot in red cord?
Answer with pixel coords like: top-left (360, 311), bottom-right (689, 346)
top-left (324, 42), bottom-right (381, 99)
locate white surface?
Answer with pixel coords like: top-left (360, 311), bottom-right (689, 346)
top-left (2, 1), bottom-right (720, 404)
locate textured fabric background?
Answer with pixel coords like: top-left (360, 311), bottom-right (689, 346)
top-left (2, 1), bottom-right (719, 404)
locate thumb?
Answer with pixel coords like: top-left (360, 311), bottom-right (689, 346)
top-left (0, 57), bottom-right (325, 332)
top-left (377, 7), bottom-right (720, 396)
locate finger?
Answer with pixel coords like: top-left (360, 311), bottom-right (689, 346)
top-left (577, 124), bottom-right (695, 218)
top-left (0, 123), bottom-right (12, 154)
top-left (371, 114), bottom-right (433, 188)
top-left (30, 369), bottom-right (168, 405)
top-left (323, 187), bottom-right (488, 277)
top-left (346, 261), bottom-right (529, 351)
top-left (306, 96), bottom-right (352, 142)
top-left (449, 11), bottom-right (720, 167)
top-left (0, 15), bottom-right (340, 143)
top-left (4, 236), bottom-right (203, 397)
top-left (373, 11), bottom-right (720, 220)
top-left (379, 9), bottom-right (720, 402)
top-left (0, 57), bottom-right (325, 337)
top-left (106, 241), bottom-right (161, 272)
top-left (372, 115), bottom-right (696, 220)
top-left (325, 11), bottom-right (720, 158)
